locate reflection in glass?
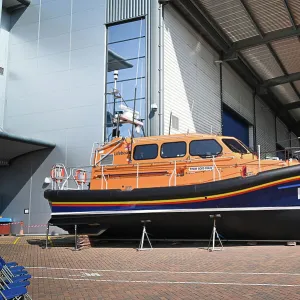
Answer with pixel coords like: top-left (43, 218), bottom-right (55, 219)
top-left (107, 57), bottom-right (145, 82)
top-left (105, 18), bottom-right (146, 141)
top-left (108, 38), bottom-right (146, 60)
top-left (108, 19), bottom-right (145, 43)
top-left (106, 78), bottom-right (146, 102)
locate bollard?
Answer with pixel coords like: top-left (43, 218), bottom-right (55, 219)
top-left (45, 223), bottom-right (50, 249)
top-left (73, 224), bottom-right (79, 251)
top-left (19, 222), bottom-right (24, 236)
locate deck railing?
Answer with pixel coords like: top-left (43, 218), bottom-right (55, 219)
top-left (49, 146), bottom-right (300, 190)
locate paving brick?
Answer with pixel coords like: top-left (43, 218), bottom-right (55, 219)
top-left (1, 237), bottom-right (300, 299)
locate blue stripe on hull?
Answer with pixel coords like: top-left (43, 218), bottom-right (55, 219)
top-left (52, 180), bottom-right (300, 213)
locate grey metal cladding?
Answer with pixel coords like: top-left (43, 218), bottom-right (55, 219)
top-left (163, 6), bottom-right (221, 135)
top-left (276, 117), bottom-right (290, 148)
top-left (223, 64), bottom-right (254, 124)
top-left (106, 0), bottom-right (148, 23)
top-left (255, 96), bottom-right (276, 155)
top-left (291, 132), bottom-right (300, 148)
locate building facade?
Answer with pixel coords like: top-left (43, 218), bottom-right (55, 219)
top-left (0, 0), bottom-right (299, 233)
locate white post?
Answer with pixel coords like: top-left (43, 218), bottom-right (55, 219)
top-left (212, 156), bottom-right (215, 182)
top-left (136, 164), bottom-right (139, 188)
top-left (258, 145), bottom-right (261, 172)
top-left (101, 166), bottom-right (103, 189)
top-left (174, 161), bottom-right (177, 186)
top-left (212, 218), bottom-right (216, 251)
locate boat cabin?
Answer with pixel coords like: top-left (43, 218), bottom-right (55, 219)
top-left (89, 134), bottom-right (295, 190)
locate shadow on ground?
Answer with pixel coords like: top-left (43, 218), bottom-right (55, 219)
top-left (24, 235), bottom-right (293, 250)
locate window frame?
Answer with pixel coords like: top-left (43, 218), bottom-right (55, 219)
top-left (222, 138), bottom-right (249, 154)
top-left (133, 143), bottom-right (159, 161)
top-left (104, 17), bottom-right (147, 142)
top-left (160, 141), bottom-right (187, 159)
top-left (189, 139), bottom-right (223, 158)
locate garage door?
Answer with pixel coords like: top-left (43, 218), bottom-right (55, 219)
top-left (222, 107), bottom-right (249, 146)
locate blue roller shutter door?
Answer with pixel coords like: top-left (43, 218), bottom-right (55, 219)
top-left (222, 108), bottom-right (249, 146)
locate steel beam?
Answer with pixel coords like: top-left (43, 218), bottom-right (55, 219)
top-left (229, 26), bottom-right (300, 52)
top-left (261, 72), bottom-right (300, 88)
top-left (171, 0), bottom-right (300, 136)
top-left (285, 101), bottom-right (300, 110)
top-left (283, 0), bottom-right (297, 29)
top-left (266, 44), bottom-right (300, 102)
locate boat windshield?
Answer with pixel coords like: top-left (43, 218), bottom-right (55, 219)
top-left (222, 138), bottom-right (249, 154)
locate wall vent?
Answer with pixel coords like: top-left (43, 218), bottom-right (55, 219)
top-left (171, 115), bottom-right (179, 130)
top-left (100, 154), bottom-right (114, 166)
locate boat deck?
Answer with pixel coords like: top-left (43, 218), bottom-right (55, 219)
top-left (1, 236), bottom-right (300, 299)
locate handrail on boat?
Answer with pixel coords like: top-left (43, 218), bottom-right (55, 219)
top-left (168, 161), bottom-right (177, 187)
top-left (101, 166), bottom-right (108, 190)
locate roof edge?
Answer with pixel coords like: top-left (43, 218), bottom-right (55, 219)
top-left (0, 131), bottom-right (56, 149)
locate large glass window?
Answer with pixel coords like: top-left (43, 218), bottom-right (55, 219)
top-left (161, 142), bottom-right (186, 158)
top-left (190, 140), bottom-right (222, 158)
top-left (133, 144), bottom-right (158, 160)
top-left (105, 19), bottom-right (146, 141)
top-left (222, 139), bottom-right (248, 154)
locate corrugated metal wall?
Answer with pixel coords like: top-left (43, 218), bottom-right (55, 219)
top-left (291, 132), bottom-right (299, 148)
top-left (0, 9), bottom-right (9, 130)
top-left (223, 64), bottom-right (254, 124)
top-left (276, 118), bottom-right (290, 148)
top-left (163, 6), bottom-right (221, 135)
top-left (255, 96), bottom-right (276, 156)
top-left (249, 125), bottom-right (254, 149)
top-left (106, 0), bottom-right (148, 23)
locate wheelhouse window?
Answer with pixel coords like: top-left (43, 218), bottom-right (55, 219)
top-left (161, 142), bottom-right (186, 158)
top-left (222, 138), bottom-right (248, 154)
top-left (133, 144), bottom-right (158, 160)
top-left (189, 140), bottom-right (222, 158)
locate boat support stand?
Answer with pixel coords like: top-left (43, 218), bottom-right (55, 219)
top-left (137, 220), bottom-right (152, 251)
top-left (207, 214), bottom-right (223, 252)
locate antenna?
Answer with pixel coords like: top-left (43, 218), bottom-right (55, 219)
top-left (210, 125), bottom-right (213, 135)
top-left (130, 86), bottom-right (138, 160)
top-left (129, 19), bottom-right (143, 161)
top-left (114, 70), bottom-right (118, 90)
top-left (168, 111), bottom-right (172, 135)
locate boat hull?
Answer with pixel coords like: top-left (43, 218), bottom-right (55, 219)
top-left (45, 165), bottom-right (300, 240)
top-left (49, 209), bottom-right (300, 240)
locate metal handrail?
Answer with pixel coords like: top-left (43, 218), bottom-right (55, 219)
top-left (51, 164), bottom-right (88, 190)
top-left (212, 156), bottom-right (221, 181)
top-left (96, 155), bottom-right (236, 170)
top-left (101, 166), bottom-right (108, 190)
top-left (168, 161), bottom-right (177, 186)
top-left (94, 138), bottom-right (124, 166)
top-left (136, 164), bottom-right (139, 188)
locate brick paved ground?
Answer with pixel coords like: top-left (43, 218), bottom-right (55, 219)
top-left (1, 236), bottom-right (300, 299)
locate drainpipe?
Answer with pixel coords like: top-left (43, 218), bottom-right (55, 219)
top-left (253, 92), bottom-right (257, 150)
top-left (220, 62), bottom-right (223, 135)
top-left (158, 1), bottom-right (164, 136)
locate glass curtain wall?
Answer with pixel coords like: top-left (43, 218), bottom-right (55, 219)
top-left (105, 18), bottom-right (146, 141)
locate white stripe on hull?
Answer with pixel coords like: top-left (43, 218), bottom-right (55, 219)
top-left (51, 206), bottom-right (300, 216)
